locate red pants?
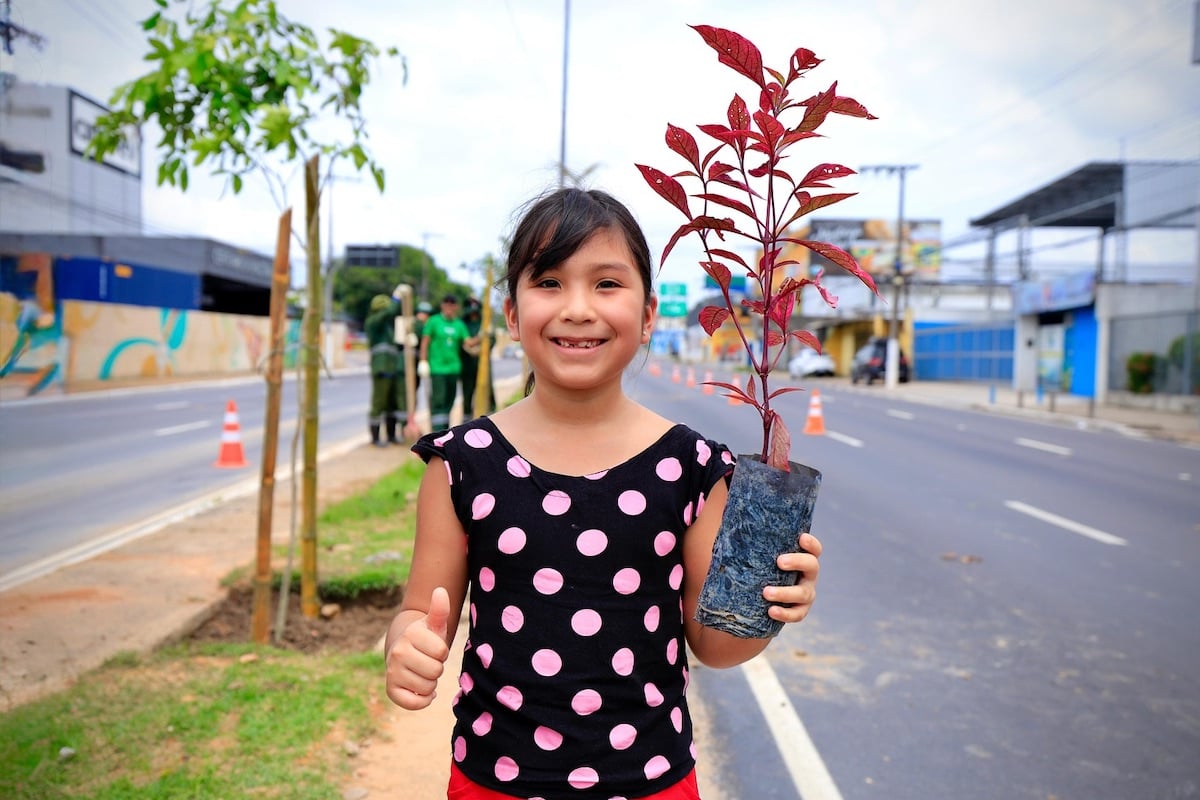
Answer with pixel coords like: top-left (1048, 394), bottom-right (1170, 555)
top-left (447, 762), bottom-right (701, 799)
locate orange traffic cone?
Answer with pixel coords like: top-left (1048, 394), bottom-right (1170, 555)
top-left (671, 365), bottom-right (681, 384)
top-left (214, 399), bottom-right (248, 468)
top-left (686, 367), bottom-right (696, 388)
top-left (727, 374), bottom-right (742, 405)
top-left (702, 370), bottom-right (714, 395)
top-left (803, 390), bottom-right (826, 436)
top-left (649, 361), bottom-right (662, 378)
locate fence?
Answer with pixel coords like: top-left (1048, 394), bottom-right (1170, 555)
top-left (912, 323), bottom-right (1015, 382)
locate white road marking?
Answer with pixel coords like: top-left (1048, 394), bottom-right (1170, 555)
top-left (155, 421), bottom-right (211, 436)
top-left (886, 409), bottom-right (914, 420)
top-left (153, 401), bottom-right (190, 411)
top-left (1005, 500), bottom-right (1128, 546)
top-left (1015, 437), bottom-right (1072, 457)
top-left (741, 655), bottom-right (844, 800)
top-left (825, 430), bottom-right (864, 448)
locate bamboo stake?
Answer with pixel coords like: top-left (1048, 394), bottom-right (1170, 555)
top-left (301, 155), bottom-right (322, 619)
top-left (251, 209), bottom-right (293, 642)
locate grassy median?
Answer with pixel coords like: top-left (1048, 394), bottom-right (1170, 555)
top-left (0, 457), bottom-right (425, 800)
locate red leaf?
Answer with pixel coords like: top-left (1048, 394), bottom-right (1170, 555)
top-left (727, 95), bottom-right (752, 132)
top-left (780, 129), bottom-right (821, 148)
top-left (767, 385), bottom-right (805, 400)
top-left (665, 124), bottom-right (701, 172)
top-left (700, 260), bottom-right (732, 291)
top-left (636, 164), bottom-right (692, 219)
top-left (791, 329), bottom-right (822, 352)
top-left (707, 248), bottom-right (750, 271)
top-left (711, 171), bottom-right (761, 198)
top-left (831, 95), bottom-right (877, 120)
top-left (660, 215), bottom-right (739, 266)
top-left (691, 25), bottom-right (765, 89)
top-left (698, 305), bottom-right (731, 335)
top-left (797, 82), bottom-right (836, 133)
top-left (765, 331), bottom-right (785, 346)
top-left (798, 163), bottom-right (855, 189)
top-left (697, 192), bottom-right (756, 219)
top-left (769, 291), bottom-right (795, 330)
top-left (744, 374), bottom-right (758, 404)
top-left (753, 110), bottom-right (785, 149)
top-left (707, 162), bottom-right (735, 179)
top-left (784, 191), bottom-right (857, 227)
top-left (697, 123), bottom-right (751, 151)
top-left (793, 239), bottom-right (879, 295)
top-left (767, 413), bottom-right (791, 471)
top-left (788, 48), bottom-right (822, 78)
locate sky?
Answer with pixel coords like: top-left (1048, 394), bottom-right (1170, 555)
top-left (6, 0), bottom-right (1200, 298)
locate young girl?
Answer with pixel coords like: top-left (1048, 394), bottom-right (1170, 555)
top-left (384, 188), bottom-right (822, 799)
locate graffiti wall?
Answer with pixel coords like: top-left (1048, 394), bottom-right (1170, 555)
top-left (2, 292), bottom-right (345, 397)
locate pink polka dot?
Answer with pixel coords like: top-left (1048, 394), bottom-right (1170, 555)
top-left (656, 457), bottom-right (683, 481)
top-left (478, 567), bottom-right (495, 592)
top-left (542, 489), bottom-right (571, 516)
top-left (472, 712), bottom-right (493, 736)
top-left (613, 567), bottom-right (640, 595)
top-left (571, 609), bottom-right (602, 636)
top-left (722, 450), bottom-right (734, 465)
top-left (501, 605), bottom-right (524, 633)
top-left (696, 493), bottom-right (706, 516)
top-left (696, 440), bottom-right (712, 465)
top-left (653, 531), bottom-right (675, 557)
top-left (585, 470), bottom-right (608, 480)
top-left (470, 603), bottom-right (477, 625)
top-left (571, 689), bottom-right (602, 715)
top-left (576, 529), bottom-right (608, 557)
top-left (464, 428), bottom-right (493, 448)
top-left (495, 756), bottom-right (519, 782)
top-left (453, 735), bottom-right (466, 762)
top-left (507, 455), bottom-right (531, 478)
top-left (644, 683), bottom-right (664, 707)
top-left (682, 501), bottom-right (694, 526)
top-left (645, 755), bottom-right (671, 780)
top-left (643, 605), bottom-right (660, 632)
top-left (666, 639), bottom-right (679, 665)
top-left (533, 568), bottom-right (563, 594)
top-left (497, 527), bottom-right (526, 554)
top-left (668, 563), bottom-right (684, 590)
top-left (497, 685), bottom-right (523, 711)
top-left (612, 647), bottom-right (634, 676)
top-left (568, 767), bottom-right (599, 789)
top-left (690, 741), bottom-right (698, 758)
top-left (618, 490), bottom-right (646, 515)
top-left (435, 431), bottom-right (455, 447)
top-left (531, 649), bottom-right (562, 677)
top-left (534, 726), bottom-right (563, 751)
top-left (443, 461), bottom-right (453, 485)
top-left (671, 706), bottom-right (684, 733)
top-left (476, 643), bottom-right (493, 668)
top-left (472, 493), bottom-right (495, 520)
top-left (609, 723), bottom-right (638, 750)
top-left (682, 666), bottom-right (690, 690)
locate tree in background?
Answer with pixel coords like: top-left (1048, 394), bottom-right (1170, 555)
top-left (87, 0), bottom-right (403, 637)
top-left (334, 245), bottom-right (471, 326)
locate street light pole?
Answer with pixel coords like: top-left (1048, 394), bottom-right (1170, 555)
top-left (558, 0), bottom-right (571, 188)
top-left (861, 164), bottom-right (918, 388)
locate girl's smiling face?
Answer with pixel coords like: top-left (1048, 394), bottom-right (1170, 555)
top-left (505, 226), bottom-right (656, 393)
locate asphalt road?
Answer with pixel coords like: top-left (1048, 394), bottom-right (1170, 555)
top-left (626, 369), bottom-right (1200, 800)
top-left (2, 363), bottom-right (1197, 798)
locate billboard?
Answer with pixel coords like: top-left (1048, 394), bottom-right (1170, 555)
top-left (780, 218), bottom-right (942, 281)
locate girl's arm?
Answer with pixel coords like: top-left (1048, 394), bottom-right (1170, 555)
top-left (384, 457), bottom-right (470, 709)
top-left (682, 478), bottom-right (823, 668)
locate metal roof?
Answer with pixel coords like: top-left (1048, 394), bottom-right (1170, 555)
top-left (969, 162), bottom-right (1124, 229)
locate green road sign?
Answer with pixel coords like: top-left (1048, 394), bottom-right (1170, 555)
top-left (660, 300), bottom-right (688, 317)
top-left (660, 282), bottom-right (688, 296)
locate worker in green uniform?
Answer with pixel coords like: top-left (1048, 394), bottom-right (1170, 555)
top-left (364, 292), bottom-right (408, 446)
top-left (419, 294), bottom-right (479, 433)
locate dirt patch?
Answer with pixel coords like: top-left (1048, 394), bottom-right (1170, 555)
top-left (189, 583), bottom-right (402, 654)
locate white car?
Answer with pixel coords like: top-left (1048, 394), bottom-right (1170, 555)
top-left (787, 348), bottom-right (836, 378)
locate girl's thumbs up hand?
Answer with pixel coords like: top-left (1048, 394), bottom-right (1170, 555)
top-left (385, 587), bottom-right (453, 710)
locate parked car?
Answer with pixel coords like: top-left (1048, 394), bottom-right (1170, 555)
top-left (851, 337), bottom-right (910, 384)
top-left (787, 348), bottom-right (836, 378)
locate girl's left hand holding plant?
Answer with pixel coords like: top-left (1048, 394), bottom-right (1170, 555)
top-left (764, 532), bottom-right (822, 624)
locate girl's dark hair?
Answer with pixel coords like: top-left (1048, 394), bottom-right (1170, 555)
top-left (504, 188), bottom-right (654, 304)
top-left (504, 188), bottom-right (655, 395)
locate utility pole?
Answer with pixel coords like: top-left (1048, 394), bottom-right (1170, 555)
top-left (860, 164), bottom-right (919, 388)
top-left (558, 0), bottom-right (571, 188)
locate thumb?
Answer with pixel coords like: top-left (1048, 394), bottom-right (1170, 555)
top-left (425, 586), bottom-right (451, 640)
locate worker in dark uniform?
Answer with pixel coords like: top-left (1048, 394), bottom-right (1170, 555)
top-left (364, 293), bottom-right (408, 446)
